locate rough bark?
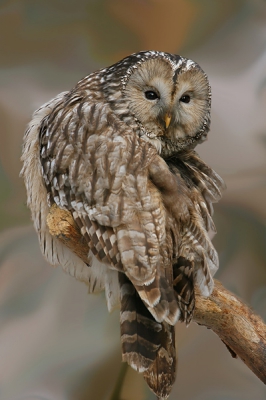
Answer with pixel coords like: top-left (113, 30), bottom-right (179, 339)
top-left (194, 280), bottom-right (266, 383)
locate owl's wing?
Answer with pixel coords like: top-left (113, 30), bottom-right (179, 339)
top-left (165, 151), bottom-right (225, 323)
top-left (21, 93), bottom-right (121, 305)
top-left (22, 90), bottom-right (181, 325)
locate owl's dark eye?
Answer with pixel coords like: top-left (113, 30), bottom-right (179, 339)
top-left (180, 94), bottom-right (191, 103)
top-left (145, 90), bottom-right (159, 100)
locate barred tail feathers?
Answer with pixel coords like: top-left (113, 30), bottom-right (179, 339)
top-left (143, 322), bottom-right (176, 399)
top-left (119, 273), bottom-right (162, 372)
top-left (119, 273), bottom-right (176, 399)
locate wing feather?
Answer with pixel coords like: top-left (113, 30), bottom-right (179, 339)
top-left (35, 90), bottom-right (180, 325)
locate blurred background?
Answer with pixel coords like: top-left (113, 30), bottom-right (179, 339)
top-left (0, 1), bottom-right (265, 399)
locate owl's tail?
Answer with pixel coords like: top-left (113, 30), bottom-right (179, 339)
top-left (119, 272), bottom-right (176, 399)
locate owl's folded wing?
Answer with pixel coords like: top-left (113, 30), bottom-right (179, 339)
top-left (22, 91), bottom-right (180, 325)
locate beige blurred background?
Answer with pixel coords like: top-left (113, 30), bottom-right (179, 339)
top-left (0, 1), bottom-right (265, 399)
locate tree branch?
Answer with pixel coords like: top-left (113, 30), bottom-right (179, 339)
top-left (47, 204), bottom-right (266, 384)
top-left (194, 280), bottom-right (266, 383)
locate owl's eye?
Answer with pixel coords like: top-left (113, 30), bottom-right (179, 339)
top-left (180, 94), bottom-right (191, 103)
top-left (145, 90), bottom-right (159, 100)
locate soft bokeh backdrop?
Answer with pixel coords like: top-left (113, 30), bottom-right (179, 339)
top-left (0, 1), bottom-right (265, 399)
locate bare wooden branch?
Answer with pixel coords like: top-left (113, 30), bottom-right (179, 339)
top-left (47, 204), bottom-right (266, 384)
top-left (194, 280), bottom-right (266, 384)
top-left (47, 204), bottom-right (90, 263)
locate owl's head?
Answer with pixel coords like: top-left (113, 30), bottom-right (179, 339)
top-left (104, 51), bottom-right (211, 157)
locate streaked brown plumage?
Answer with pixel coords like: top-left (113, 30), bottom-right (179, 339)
top-left (21, 51), bottom-right (225, 399)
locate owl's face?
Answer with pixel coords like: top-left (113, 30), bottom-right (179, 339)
top-left (104, 51), bottom-right (211, 157)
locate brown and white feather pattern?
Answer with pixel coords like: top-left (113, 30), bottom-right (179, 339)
top-left (21, 51), bottom-right (225, 399)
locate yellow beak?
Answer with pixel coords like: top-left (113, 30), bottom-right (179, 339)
top-left (164, 113), bottom-right (171, 129)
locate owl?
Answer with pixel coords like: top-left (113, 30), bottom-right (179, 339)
top-left (21, 51), bottom-right (225, 399)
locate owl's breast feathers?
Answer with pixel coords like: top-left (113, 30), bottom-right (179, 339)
top-left (21, 86), bottom-right (224, 399)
